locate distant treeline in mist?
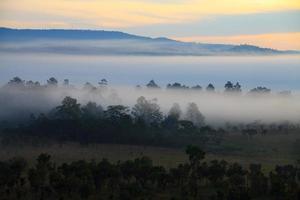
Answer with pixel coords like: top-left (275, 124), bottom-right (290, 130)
top-left (2, 76), bottom-right (293, 95)
top-left (1, 77), bottom-right (299, 123)
top-left (1, 93), bottom-right (299, 148)
top-left (1, 77), bottom-right (299, 129)
top-left (0, 146), bottom-right (299, 200)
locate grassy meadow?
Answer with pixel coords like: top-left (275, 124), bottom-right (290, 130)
top-left (1, 132), bottom-right (299, 171)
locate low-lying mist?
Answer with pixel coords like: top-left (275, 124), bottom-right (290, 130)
top-left (1, 82), bottom-right (299, 126)
top-left (0, 39), bottom-right (215, 56)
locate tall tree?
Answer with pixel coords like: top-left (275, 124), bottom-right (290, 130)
top-left (81, 102), bottom-right (103, 119)
top-left (146, 80), bottom-right (160, 88)
top-left (7, 77), bottom-right (25, 87)
top-left (47, 77), bottom-right (58, 87)
top-left (234, 82), bottom-right (242, 93)
top-left (99, 79), bottom-right (108, 86)
top-left (206, 83), bottom-right (215, 92)
top-left (55, 96), bottom-right (81, 120)
top-left (185, 103), bottom-right (205, 127)
top-left (132, 96), bottom-right (163, 126)
top-left (168, 103), bottom-right (182, 120)
top-left (224, 81), bottom-right (234, 92)
top-left (105, 105), bottom-right (130, 121)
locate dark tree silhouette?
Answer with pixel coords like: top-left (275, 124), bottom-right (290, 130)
top-left (167, 82), bottom-right (189, 89)
top-left (225, 81), bottom-right (234, 92)
top-left (0, 148), bottom-right (298, 200)
top-left (206, 83), bottom-right (215, 92)
top-left (54, 96), bottom-right (82, 120)
top-left (99, 79), bottom-right (108, 86)
top-left (81, 102), bottom-right (103, 119)
top-left (186, 145), bottom-right (205, 167)
top-left (105, 105), bottom-right (131, 121)
top-left (249, 86), bottom-right (271, 94)
top-left (47, 77), bottom-right (58, 86)
top-left (146, 80), bottom-right (160, 88)
top-left (234, 82), bottom-right (242, 92)
top-left (225, 81), bottom-right (242, 93)
top-left (248, 164), bottom-right (268, 198)
top-left (191, 85), bottom-right (202, 90)
top-left (7, 76), bottom-right (25, 87)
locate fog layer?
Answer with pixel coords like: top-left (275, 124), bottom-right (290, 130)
top-left (1, 54), bottom-right (300, 90)
top-left (1, 85), bottom-right (299, 125)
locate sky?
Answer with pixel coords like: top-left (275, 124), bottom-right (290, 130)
top-left (0, 0), bottom-right (300, 50)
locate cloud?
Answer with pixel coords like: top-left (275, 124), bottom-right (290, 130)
top-left (124, 10), bottom-right (300, 36)
top-left (1, 0), bottom-right (300, 29)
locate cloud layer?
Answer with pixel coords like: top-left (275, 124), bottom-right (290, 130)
top-left (1, 0), bottom-right (299, 28)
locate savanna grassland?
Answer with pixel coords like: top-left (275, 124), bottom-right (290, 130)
top-left (0, 132), bottom-right (299, 170)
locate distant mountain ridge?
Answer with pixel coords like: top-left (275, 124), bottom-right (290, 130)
top-left (0, 27), bottom-right (298, 55)
top-left (0, 27), bottom-right (158, 41)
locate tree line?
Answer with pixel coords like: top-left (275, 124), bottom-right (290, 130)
top-left (5, 76), bottom-right (292, 95)
top-left (0, 146), bottom-right (299, 200)
top-left (1, 96), bottom-right (223, 148)
top-left (1, 94), bottom-right (298, 148)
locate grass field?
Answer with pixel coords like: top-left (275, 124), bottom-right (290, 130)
top-left (0, 133), bottom-right (299, 171)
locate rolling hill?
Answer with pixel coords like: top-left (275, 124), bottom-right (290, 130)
top-left (0, 27), bottom-right (297, 56)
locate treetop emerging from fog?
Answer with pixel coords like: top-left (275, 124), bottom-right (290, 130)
top-left (5, 76), bottom-right (292, 96)
top-left (0, 76), bottom-right (299, 125)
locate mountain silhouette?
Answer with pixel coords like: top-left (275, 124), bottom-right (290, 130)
top-left (0, 27), bottom-right (297, 55)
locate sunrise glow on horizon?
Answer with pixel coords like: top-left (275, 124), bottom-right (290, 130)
top-left (1, 0), bottom-right (300, 50)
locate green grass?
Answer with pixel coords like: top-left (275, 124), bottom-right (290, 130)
top-left (0, 133), bottom-right (299, 171)
top-left (0, 143), bottom-right (187, 168)
top-left (213, 132), bottom-right (300, 171)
